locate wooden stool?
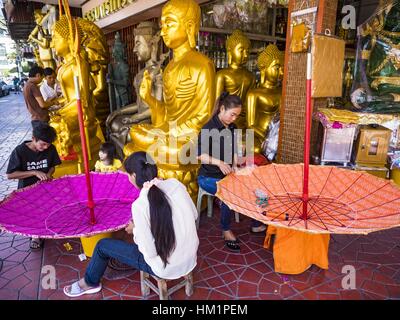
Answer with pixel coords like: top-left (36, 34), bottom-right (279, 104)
top-left (140, 271), bottom-right (194, 300)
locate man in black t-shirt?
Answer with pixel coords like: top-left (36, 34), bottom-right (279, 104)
top-left (6, 122), bottom-right (61, 249)
top-left (7, 123), bottom-right (61, 189)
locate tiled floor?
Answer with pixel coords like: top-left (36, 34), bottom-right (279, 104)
top-left (0, 94), bottom-right (399, 300)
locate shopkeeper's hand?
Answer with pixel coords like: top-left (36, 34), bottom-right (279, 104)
top-left (218, 161), bottom-right (233, 175)
top-left (125, 220), bottom-right (134, 234)
top-left (34, 170), bottom-right (49, 181)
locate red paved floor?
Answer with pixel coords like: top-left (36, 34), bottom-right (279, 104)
top-left (0, 94), bottom-right (399, 300)
top-left (1, 203), bottom-right (399, 300)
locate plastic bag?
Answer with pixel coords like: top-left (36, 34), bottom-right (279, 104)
top-left (261, 112), bottom-right (280, 161)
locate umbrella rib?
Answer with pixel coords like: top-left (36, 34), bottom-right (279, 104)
top-left (309, 201), bottom-right (349, 228)
top-left (271, 165), bottom-right (299, 205)
top-left (310, 174), bottom-right (364, 216)
top-left (230, 171), bottom-right (295, 209)
top-left (287, 201), bottom-right (304, 227)
top-left (322, 180), bottom-right (392, 216)
top-left (306, 166), bottom-right (334, 218)
top-left (354, 195), bottom-right (400, 215)
top-left (307, 198), bottom-right (355, 221)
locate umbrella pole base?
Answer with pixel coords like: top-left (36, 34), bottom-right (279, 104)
top-left (81, 232), bottom-right (113, 257)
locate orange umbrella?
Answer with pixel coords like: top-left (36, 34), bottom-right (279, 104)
top-left (216, 164), bottom-right (400, 235)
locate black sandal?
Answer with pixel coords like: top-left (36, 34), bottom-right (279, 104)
top-left (224, 239), bottom-right (240, 252)
top-left (30, 238), bottom-right (44, 250)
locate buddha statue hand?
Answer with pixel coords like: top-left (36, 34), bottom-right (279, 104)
top-left (139, 70), bottom-right (152, 102)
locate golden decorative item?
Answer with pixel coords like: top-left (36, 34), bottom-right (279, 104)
top-left (246, 44), bottom-right (284, 153)
top-left (216, 29), bottom-right (255, 128)
top-left (28, 9), bottom-right (57, 70)
top-left (107, 22), bottom-right (166, 153)
top-left (79, 18), bottom-right (110, 131)
top-left (123, 0), bottom-right (216, 197)
top-left (50, 9), bottom-right (104, 176)
top-left (291, 20), bottom-right (311, 53)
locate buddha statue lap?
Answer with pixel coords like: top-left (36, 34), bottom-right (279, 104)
top-left (49, 15), bottom-right (104, 174)
top-left (246, 44), bottom-right (284, 153)
top-left (216, 29), bottom-right (255, 128)
top-left (123, 0), bottom-right (216, 197)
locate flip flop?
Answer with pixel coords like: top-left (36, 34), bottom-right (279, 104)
top-left (30, 238), bottom-right (44, 250)
top-left (63, 281), bottom-right (102, 298)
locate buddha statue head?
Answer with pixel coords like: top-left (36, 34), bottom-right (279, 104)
top-left (51, 15), bottom-right (83, 57)
top-left (33, 9), bottom-right (44, 24)
top-left (258, 44), bottom-right (284, 87)
top-left (226, 29), bottom-right (251, 67)
top-left (160, 0), bottom-right (200, 50)
top-left (133, 21), bottom-right (159, 62)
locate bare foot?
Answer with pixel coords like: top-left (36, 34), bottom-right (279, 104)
top-left (223, 230), bottom-right (237, 241)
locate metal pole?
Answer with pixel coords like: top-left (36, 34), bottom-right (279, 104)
top-left (74, 76), bottom-right (95, 225)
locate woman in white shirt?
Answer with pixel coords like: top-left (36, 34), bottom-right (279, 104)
top-left (64, 151), bottom-right (199, 297)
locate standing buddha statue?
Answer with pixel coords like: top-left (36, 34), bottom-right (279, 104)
top-left (216, 29), bottom-right (255, 128)
top-left (28, 9), bottom-right (56, 70)
top-left (79, 18), bottom-right (110, 132)
top-left (123, 0), bottom-right (215, 197)
top-left (50, 15), bottom-right (104, 173)
top-left (246, 44), bottom-right (284, 153)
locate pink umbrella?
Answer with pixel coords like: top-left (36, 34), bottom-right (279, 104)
top-left (0, 172), bottom-right (139, 238)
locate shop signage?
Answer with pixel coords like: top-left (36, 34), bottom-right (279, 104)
top-left (84, 0), bottom-right (138, 22)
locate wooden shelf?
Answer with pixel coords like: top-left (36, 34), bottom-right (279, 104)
top-left (199, 27), bottom-right (286, 43)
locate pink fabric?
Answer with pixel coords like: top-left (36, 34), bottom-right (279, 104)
top-left (0, 172), bottom-right (140, 238)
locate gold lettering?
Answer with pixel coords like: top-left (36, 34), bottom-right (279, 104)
top-left (104, 0), bottom-right (110, 15)
top-left (84, 0), bottom-right (135, 21)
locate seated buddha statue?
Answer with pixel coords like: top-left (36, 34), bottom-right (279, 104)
top-left (28, 9), bottom-right (56, 70)
top-left (246, 44), bottom-right (284, 153)
top-left (350, 0), bottom-right (400, 113)
top-left (106, 22), bottom-right (166, 151)
top-left (49, 15), bottom-right (103, 166)
top-left (123, 0), bottom-right (215, 196)
top-left (216, 29), bottom-right (255, 128)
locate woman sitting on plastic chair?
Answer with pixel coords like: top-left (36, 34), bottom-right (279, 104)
top-left (64, 152), bottom-right (199, 297)
top-left (197, 92), bottom-right (266, 253)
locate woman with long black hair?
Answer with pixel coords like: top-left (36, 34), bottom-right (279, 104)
top-left (64, 152), bottom-right (199, 297)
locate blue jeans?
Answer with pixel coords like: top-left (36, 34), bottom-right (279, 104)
top-left (198, 175), bottom-right (263, 232)
top-left (198, 176), bottom-right (263, 232)
top-left (84, 238), bottom-right (155, 287)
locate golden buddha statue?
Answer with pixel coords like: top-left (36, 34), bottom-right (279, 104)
top-left (246, 44), bottom-right (284, 153)
top-left (216, 29), bottom-right (255, 128)
top-left (107, 22), bottom-right (166, 152)
top-left (28, 9), bottom-right (56, 70)
top-left (49, 15), bottom-right (104, 173)
top-left (123, 0), bottom-right (216, 196)
top-left (79, 18), bottom-right (110, 131)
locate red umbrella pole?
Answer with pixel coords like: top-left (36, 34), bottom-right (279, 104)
top-left (302, 51), bottom-right (312, 220)
top-left (74, 76), bottom-right (95, 225)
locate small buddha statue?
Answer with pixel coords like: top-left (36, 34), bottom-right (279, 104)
top-left (106, 22), bottom-right (166, 151)
top-left (216, 29), bottom-right (255, 128)
top-left (28, 9), bottom-right (56, 70)
top-left (246, 44), bottom-right (284, 153)
top-left (108, 32), bottom-right (132, 111)
top-left (79, 18), bottom-right (110, 131)
top-left (50, 15), bottom-right (103, 165)
top-left (123, 0), bottom-right (216, 196)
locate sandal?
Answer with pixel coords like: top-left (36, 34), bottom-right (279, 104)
top-left (224, 239), bottom-right (240, 252)
top-left (63, 280), bottom-right (102, 298)
top-left (30, 238), bottom-right (44, 250)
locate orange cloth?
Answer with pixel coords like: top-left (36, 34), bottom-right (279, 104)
top-left (264, 226), bottom-right (330, 275)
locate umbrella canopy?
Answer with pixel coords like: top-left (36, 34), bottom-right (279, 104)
top-left (216, 164), bottom-right (400, 235)
top-left (0, 172), bottom-right (139, 239)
